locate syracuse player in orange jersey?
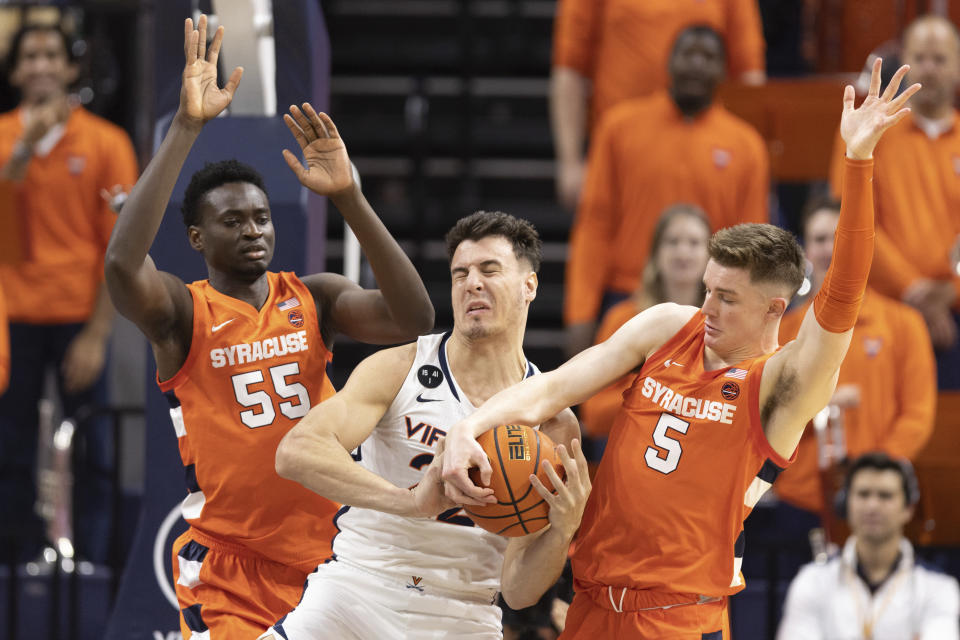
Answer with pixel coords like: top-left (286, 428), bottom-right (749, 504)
top-left (104, 16), bottom-right (433, 639)
top-left (442, 59), bottom-right (920, 639)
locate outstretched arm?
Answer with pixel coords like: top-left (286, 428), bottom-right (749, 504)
top-left (442, 303), bottom-right (695, 504)
top-left (275, 344), bottom-right (453, 517)
top-left (282, 105), bottom-right (434, 343)
top-left (104, 16), bottom-right (242, 357)
top-left (763, 60), bottom-right (921, 459)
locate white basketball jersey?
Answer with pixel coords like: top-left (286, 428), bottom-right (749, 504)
top-left (332, 332), bottom-right (539, 598)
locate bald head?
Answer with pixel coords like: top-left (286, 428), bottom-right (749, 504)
top-left (903, 15), bottom-right (960, 118)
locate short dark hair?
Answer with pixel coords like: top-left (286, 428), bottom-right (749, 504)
top-left (708, 223), bottom-right (806, 298)
top-left (845, 451), bottom-right (920, 507)
top-left (6, 23), bottom-right (76, 77)
top-left (181, 160), bottom-right (268, 227)
top-left (445, 211), bottom-right (542, 273)
top-left (670, 24), bottom-right (727, 64)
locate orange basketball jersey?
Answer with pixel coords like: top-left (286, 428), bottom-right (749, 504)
top-left (158, 271), bottom-right (338, 572)
top-left (572, 312), bottom-right (794, 596)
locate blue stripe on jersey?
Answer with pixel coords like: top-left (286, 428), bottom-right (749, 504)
top-left (438, 332), bottom-right (460, 401)
top-left (702, 631), bottom-right (723, 639)
top-left (525, 361), bottom-right (535, 378)
top-left (164, 390), bottom-right (181, 408)
top-left (272, 618), bottom-right (290, 639)
top-left (328, 505), bottom-right (351, 562)
top-left (177, 539), bottom-right (209, 563)
top-left (734, 530), bottom-right (745, 558)
top-left (181, 604), bottom-right (208, 632)
top-left (184, 463), bottom-right (200, 493)
top-left (757, 459), bottom-right (784, 485)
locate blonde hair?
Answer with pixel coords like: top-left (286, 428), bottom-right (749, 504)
top-left (708, 223), bottom-right (805, 297)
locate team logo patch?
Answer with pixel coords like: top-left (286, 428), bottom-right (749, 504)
top-left (67, 155), bottom-right (86, 175)
top-left (712, 147), bottom-right (732, 169)
top-left (406, 576), bottom-right (424, 592)
top-left (863, 336), bottom-right (883, 358)
top-left (721, 381), bottom-right (740, 401)
top-left (417, 364), bottom-right (443, 388)
top-left (287, 310), bottom-right (304, 327)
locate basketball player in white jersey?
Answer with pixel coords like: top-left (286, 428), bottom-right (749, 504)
top-left (258, 211), bottom-right (590, 639)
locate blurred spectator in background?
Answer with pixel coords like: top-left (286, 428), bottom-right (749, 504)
top-left (777, 452), bottom-right (959, 640)
top-left (829, 15), bottom-right (960, 384)
top-left (579, 204), bottom-right (710, 455)
top-left (776, 198), bottom-right (936, 516)
top-left (0, 23), bottom-right (138, 562)
top-left (563, 25), bottom-right (769, 357)
top-left (550, 0), bottom-right (765, 209)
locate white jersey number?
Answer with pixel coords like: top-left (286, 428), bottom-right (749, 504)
top-left (231, 363), bottom-right (311, 428)
top-left (644, 413), bottom-right (690, 474)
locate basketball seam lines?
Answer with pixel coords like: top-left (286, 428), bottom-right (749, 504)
top-left (494, 425), bottom-right (529, 534)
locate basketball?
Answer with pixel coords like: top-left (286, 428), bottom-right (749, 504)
top-left (464, 424), bottom-right (565, 537)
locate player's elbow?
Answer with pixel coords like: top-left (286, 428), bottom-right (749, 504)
top-left (274, 432), bottom-right (304, 482)
top-left (403, 300), bottom-right (435, 337)
top-left (501, 585), bottom-right (540, 611)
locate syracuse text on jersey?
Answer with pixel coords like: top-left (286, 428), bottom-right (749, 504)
top-left (208, 330), bottom-right (310, 368)
top-left (640, 376), bottom-right (738, 424)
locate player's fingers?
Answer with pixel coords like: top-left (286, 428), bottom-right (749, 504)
top-left (444, 477), bottom-right (493, 506)
top-left (283, 114), bottom-right (309, 149)
top-left (883, 108), bottom-right (912, 130)
top-left (185, 28), bottom-right (199, 65)
top-left (197, 14), bottom-right (207, 61)
top-left (478, 454), bottom-right (494, 487)
top-left (302, 103), bottom-right (330, 138)
top-left (223, 67), bottom-right (244, 98)
top-left (888, 82), bottom-right (921, 112)
top-left (281, 149), bottom-right (307, 182)
top-left (529, 473), bottom-right (557, 504)
top-left (570, 439), bottom-right (591, 483)
top-left (540, 458), bottom-right (566, 495)
top-left (184, 18), bottom-right (195, 61)
top-left (867, 56), bottom-right (882, 98)
top-left (289, 105), bottom-right (316, 141)
top-left (317, 112), bottom-right (341, 139)
top-left (208, 25), bottom-right (225, 65)
top-left (842, 85), bottom-right (855, 113)
top-left (881, 64), bottom-right (910, 102)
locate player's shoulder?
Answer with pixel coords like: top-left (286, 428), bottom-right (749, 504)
top-left (621, 302), bottom-right (698, 339)
top-left (356, 341), bottom-right (419, 377)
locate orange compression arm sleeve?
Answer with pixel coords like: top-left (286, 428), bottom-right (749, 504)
top-left (813, 157), bottom-right (875, 333)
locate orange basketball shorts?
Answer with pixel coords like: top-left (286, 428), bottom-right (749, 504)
top-left (560, 585), bottom-right (729, 640)
top-left (171, 528), bottom-right (312, 639)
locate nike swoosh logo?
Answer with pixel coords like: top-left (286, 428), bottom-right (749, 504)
top-left (211, 319), bottom-right (236, 333)
top-left (665, 359), bottom-right (684, 368)
top-left (416, 394), bottom-right (442, 403)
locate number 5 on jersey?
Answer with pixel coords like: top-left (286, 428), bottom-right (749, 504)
top-left (645, 413), bottom-right (690, 474)
top-left (231, 362), bottom-right (311, 428)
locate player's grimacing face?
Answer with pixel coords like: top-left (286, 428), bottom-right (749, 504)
top-left (848, 469), bottom-right (912, 543)
top-left (192, 182), bottom-right (276, 277)
top-left (700, 260), bottom-right (770, 353)
top-left (450, 236), bottom-right (536, 338)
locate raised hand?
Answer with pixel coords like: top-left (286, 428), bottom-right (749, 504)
top-left (281, 104), bottom-right (356, 196)
top-left (179, 15), bottom-right (243, 127)
top-left (841, 58), bottom-right (921, 160)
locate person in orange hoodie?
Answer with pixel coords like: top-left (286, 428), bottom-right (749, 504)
top-left (0, 23), bottom-right (138, 563)
top-left (580, 204), bottom-right (711, 457)
top-left (776, 197), bottom-right (937, 515)
top-left (564, 25), bottom-right (768, 356)
top-left (828, 15), bottom-right (960, 388)
top-left (551, 0), bottom-right (766, 208)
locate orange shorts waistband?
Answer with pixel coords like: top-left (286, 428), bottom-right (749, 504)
top-left (181, 527), bottom-right (280, 564)
top-left (582, 585), bottom-right (723, 613)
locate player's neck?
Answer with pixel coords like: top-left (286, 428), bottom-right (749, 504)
top-left (207, 270), bottom-right (271, 310)
top-left (703, 331), bottom-right (778, 370)
top-left (447, 329), bottom-right (527, 406)
top-left (855, 534), bottom-right (903, 584)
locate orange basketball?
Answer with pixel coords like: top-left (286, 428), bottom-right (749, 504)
top-left (464, 424), bottom-right (565, 537)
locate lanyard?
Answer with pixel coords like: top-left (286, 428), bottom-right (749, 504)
top-left (846, 563), bottom-right (911, 639)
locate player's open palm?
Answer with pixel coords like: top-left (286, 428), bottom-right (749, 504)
top-left (282, 105), bottom-right (355, 196)
top-left (530, 439), bottom-right (592, 540)
top-left (841, 58), bottom-right (920, 160)
top-left (180, 15), bottom-right (243, 126)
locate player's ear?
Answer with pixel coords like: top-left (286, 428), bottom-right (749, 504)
top-left (767, 296), bottom-right (787, 319)
top-left (523, 271), bottom-right (538, 302)
top-left (187, 225), bottom-right (204, 252)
